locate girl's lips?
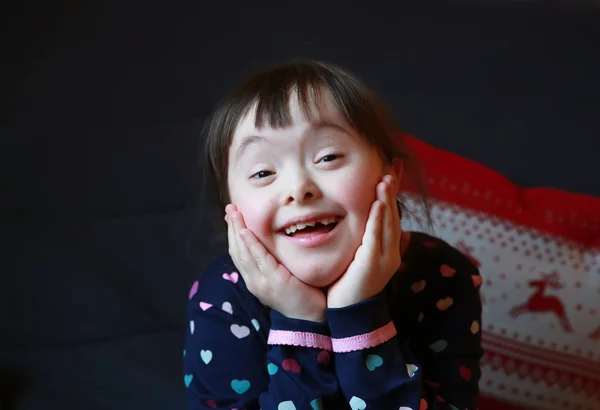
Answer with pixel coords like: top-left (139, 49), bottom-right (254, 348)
top-left (278, 213), bottom-right (343, 234)
top-left (279, 218), bottom-right (343, 248)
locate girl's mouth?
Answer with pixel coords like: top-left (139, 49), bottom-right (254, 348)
top-left (283, 216), bottom-right (340, 237)
top-left (279, 217), bottom-right (343, 248)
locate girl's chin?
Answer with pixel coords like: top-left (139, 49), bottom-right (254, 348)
top-left (289, 265), bottom-right (346, 288)
top-left (278, 251), bottom-right (355, 287)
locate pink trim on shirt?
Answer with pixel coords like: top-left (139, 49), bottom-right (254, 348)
top-left (268, 329), bottom-right (333, 351)
top-left (331, 321), bottom-right (397, 353)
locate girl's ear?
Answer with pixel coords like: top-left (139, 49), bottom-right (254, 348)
top-left (391, 158), bottom-right (404, 193)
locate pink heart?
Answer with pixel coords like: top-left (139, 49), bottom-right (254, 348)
top-left (188, 281), bottom-right (199, 300)
top-left (425, 380), bottom-right (441, 388)
top-left (421, 239), bottom-right (437, 248)
top-left (282, 358), bottom-right (301, 373)
top-left (436, 297), bottom-right (454, 311)
top-left (440, 264), bottom-right (456, 278)
top-left (317, 350), bottom-right (330, 365)
top-left (411, 280), bottom-right (426, 293)
top-left (199, 302), bottom-right (212, 311)
top-left (459, 366), bottom-right (472, 380)
top-left (472, 275), bottom-right (482, 287)
top-left (222, 272), bottom-right (239, 284)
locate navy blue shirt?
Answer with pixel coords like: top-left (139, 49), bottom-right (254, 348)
top-left (184, 232), bottom-right (483, 410)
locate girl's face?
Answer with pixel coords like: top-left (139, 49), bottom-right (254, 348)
top-left (227, 90), bottom-right (395, 288)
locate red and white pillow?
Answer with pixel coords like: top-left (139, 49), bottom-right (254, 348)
top-left (399, 135), bottom-right (600, 410)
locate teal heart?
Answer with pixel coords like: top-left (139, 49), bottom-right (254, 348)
top-left (278, 401), bottom-right (296, 410)
top-left (267, 363), bottom-right (278, 375)
top-left (365, 354), bottom-right (383, 371)
top-left (183, 349), bottom-right (186, 357)
top-left (184, 374), bottom-right (193, 388)
top-left (349, 396), bottom-right (367, 410)
top-left (449, 405), bottom-right (459, 410)
top-left (231, 379), bottom-right (251, 394)
top-left (429, 339), bottom-right (448, 353)
top-left (251, 318), bottom-right (260, 331)
top-left (310, 397), bottom-right (324, 410)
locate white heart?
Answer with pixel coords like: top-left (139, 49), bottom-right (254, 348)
top-left (251, 318), bottom-right (260, 331)
top-left (278, 400), bottom-right (296, 410)
top-left (222, 301), bottom-right (233, 314)
top-left (189, 320), bottom-right (195, 335)
top-left (200, 350), bottom-right (212, 364)
top-left (406, 364), bottom-right (419, 378)
top-left (349, 396), bottom-right (367, 410)
top-left (230, 324), bottom-right (250, 339)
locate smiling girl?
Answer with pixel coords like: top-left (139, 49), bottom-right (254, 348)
top-left (184, 60), bottom-right (483, 410)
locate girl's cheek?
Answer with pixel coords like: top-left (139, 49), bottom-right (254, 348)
top-left (336, 171), bottom-right (379, 209)
top-left (228, 183), bottom-right (266, 233)
top-left (236, 203), bottom-right (273, 238)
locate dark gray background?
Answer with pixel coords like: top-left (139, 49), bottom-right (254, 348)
top-left (1, 1), bottom-right (598, 409)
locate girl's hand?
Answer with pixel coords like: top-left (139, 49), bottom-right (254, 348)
top-left (327, 174), bottom-right (402, 308)
top-left (225, 204), bottom-right (327, 323)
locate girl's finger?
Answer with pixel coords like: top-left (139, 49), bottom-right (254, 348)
top-left (226, 212), bottom-right (252, 284)
top-left (381, 176), bottom-right (396, 250)
top-left (388, 175), bottom-right (402, 246)
top-left (231, 211), bottom-right (258, 279)
top-left (240, 229), bottom-right (277, 276)
top-left (362, 198), bottom-right (383, 255)
top-left (226, 214), bottom-right (237, 258)
top-left (232, 212), bottom-right (251, 258)
top-left (225, 203), bottom-right (238, 215)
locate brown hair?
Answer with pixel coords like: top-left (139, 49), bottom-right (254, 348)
top-left (201, 59), bottom-right (429, 222)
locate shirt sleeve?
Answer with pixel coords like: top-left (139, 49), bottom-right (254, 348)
top-left (326, 292), bottom-right (424, 410)
top-left (183, 262), bottom-right (339, 410)
top-left (325, 255), bottom-right (483, 410)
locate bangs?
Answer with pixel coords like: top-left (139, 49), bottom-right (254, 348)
top-left (235, 60), bottom-right (364, 132)
top-left (251, 83), bottom-right (327, 129)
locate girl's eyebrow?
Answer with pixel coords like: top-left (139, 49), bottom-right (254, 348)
top-left (309, 119), bottom-right (350, 135)
top-left (234, 119), bottom-right (350, 163)
top-left (234, 135), bottom-right (269, 164)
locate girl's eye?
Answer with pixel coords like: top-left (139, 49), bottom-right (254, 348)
top-left (320, 154), bottom-right (339, 163)
top-left (252, 170), bottom-right (274, 179)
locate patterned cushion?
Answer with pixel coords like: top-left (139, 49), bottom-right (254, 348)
top-left (400, 135), bottom-right (600, 410)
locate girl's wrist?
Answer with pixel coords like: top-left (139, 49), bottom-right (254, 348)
top-left (327, 292), bottom-right (368, 309)
top-left (296, 311), bottom-right (326, 324)
top-left (278, 308), bottom-right (326, 324)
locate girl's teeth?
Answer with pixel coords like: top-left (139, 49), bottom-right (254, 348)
top-left (284, 217), bottom-right (338, 235)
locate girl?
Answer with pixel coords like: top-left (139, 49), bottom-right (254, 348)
top-left (184, 60), bottom-right (483, 410)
